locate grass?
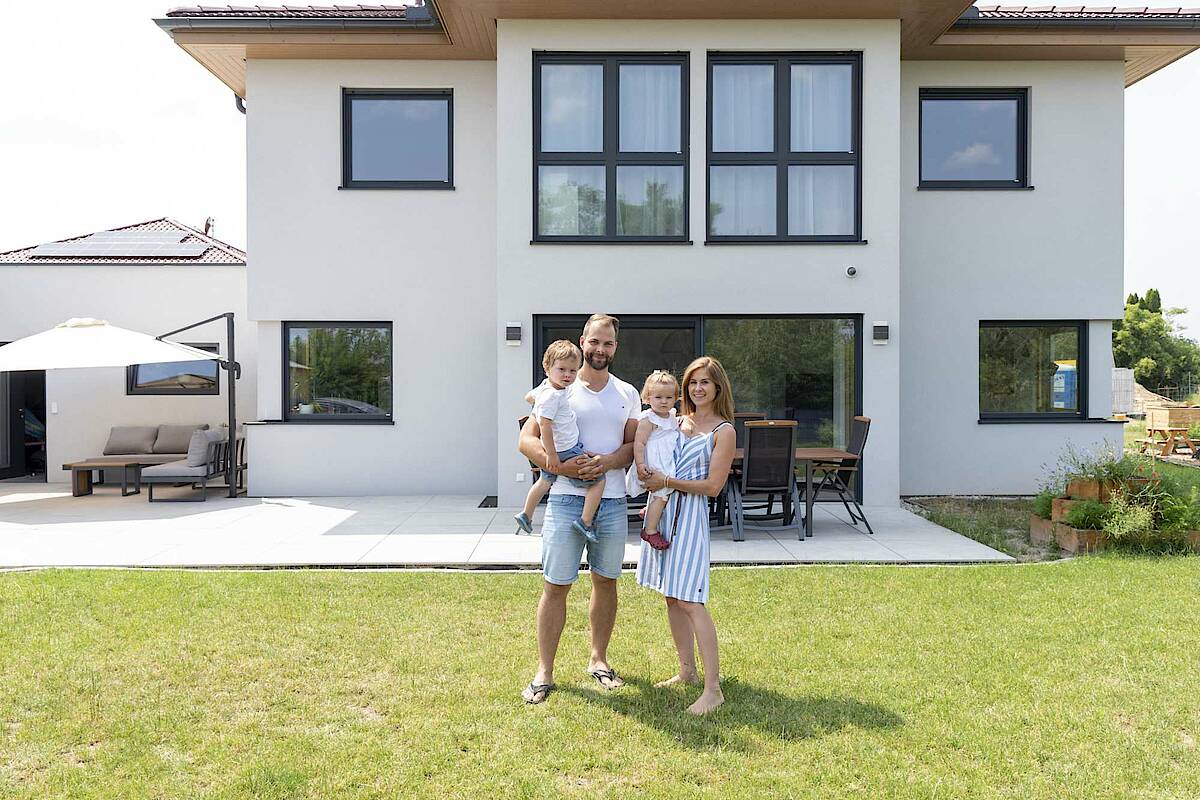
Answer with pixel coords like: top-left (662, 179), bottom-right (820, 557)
top-left (3, 564), bottom-right (1200, 798)
top-left (907, 496), bottom-right (1056, 561)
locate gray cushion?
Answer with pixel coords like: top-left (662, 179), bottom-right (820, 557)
top-left (142, 460), bottom-right (210, 478)
top-left (186, 429), bottom-right (227, 467)
top-left (103, 426), bottom-right (158, 456)
top-left (153, 424), bottom-right (209, 454)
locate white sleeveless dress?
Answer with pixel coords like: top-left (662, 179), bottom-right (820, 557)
top-left (625, 408), bottom-right (681, 499)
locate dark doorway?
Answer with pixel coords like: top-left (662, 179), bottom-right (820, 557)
top-left (0, 366), bottom-right (47, 482)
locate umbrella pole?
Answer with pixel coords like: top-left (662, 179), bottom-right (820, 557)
top-left (158, 312), bottom-right (241, 498)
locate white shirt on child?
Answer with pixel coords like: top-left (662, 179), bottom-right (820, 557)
top-left (532, 385), bottom-right (579, 452)
top-left (546, 374), bottom-right (640, 500)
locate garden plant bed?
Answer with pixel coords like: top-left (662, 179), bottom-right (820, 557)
top-left (4, 563), bottom-right (1200, 798)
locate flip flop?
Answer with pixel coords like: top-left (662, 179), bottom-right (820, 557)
top-left (522, 681), bottom-right (554, 704)
top-left (589, 668), bottom-right (624, 690)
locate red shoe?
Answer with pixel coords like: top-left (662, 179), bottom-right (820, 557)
top-left (640, 530), bottom-right (670, 551)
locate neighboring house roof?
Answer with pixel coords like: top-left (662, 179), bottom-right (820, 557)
top-left (0, 218), bottom-right (246, 266)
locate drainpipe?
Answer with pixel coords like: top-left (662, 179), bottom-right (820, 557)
top-left (235, 94), bottom-right (246, 114)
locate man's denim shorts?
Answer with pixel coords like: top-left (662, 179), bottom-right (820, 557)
top-left (542, 494), bottom-right (627, 584)
top-left (541, 441), bottom-right (596, 488)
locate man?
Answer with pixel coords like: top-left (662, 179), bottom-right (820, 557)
top-left (519, 313), bottom-right (639, 704)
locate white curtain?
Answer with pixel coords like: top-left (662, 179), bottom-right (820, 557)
top-left (711, 65), bottom-right (774, 152)
top-left (619, 64), bottom-right (681, 153)
top-left (541, 64), bottom-right (603, 152)
top-left (710, 166), bottom-right (776, 236)
top-left (790, 64), bottom-right (852, 152)
top-left (788, 165), bottom-right (854, 236)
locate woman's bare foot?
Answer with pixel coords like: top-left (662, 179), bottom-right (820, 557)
top-left (654, 672), bottom-right (700, 689)
top-left (686, 689), bottom-right (725, 715)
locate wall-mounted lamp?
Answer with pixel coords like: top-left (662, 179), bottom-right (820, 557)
top-left (872, 322), bottom-right (889, 345)
top-left (505, 322), bottom-right (522, 346)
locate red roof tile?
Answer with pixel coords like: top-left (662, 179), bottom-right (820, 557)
top-left (0, 218), bottom-right (246, 265)
top-left (974, 3), bottom-right (1200, 15)
top-left (165, 3), bottom-right (414, 17)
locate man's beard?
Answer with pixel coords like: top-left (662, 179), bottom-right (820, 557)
top-left (584, 351), bottom-right (611, 371)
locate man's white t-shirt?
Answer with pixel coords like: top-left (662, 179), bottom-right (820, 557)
top-left (548, 373), bottom-right (640, 499)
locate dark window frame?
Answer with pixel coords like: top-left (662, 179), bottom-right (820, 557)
top-left (918, 87), bottom-right (1029, 190)
top-left (341, 88), bottom-right (454, 190)
top-left (532, 52), bottom-right (691, 243)
top-left (705, 51), bottom-right (863, 244)
top-left (126, 343), bottom-right (220, 396)
top-left (281, 321), bottom-right (395, 424)
top-left (979, 320), bottom-right (1087, 422)
top-left (532, 313), bottom-right (865, 498)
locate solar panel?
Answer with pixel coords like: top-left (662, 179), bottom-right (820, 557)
top-left (29, 229), bottom-right (209, 258)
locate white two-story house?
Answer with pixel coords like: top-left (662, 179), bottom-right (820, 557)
top-left (157, 2), bottom-right (1200, 506)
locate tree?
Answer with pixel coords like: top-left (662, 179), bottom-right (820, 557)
top-left (1112, 288), bottom-right (1200, 390)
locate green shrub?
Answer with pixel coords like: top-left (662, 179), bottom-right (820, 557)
top-left (1065, 500), bottom-right (1108, 531)
top-left (1032, 491), bottom-right (1054, 521)
top-left (1159, 487), bottom-right (1200, 533)
top-left (1188, 421), bottom-right (1200, 441)
top-left (1103, 493), bottom-right (1154, 541)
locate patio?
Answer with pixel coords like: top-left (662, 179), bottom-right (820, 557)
top-left (0, 483), bottom-right (1011, 568)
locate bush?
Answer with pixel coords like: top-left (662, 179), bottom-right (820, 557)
top-left (1189, 421), bottom-right (1200, 441)
top-left (1160, 487), bottom-right (1200, 533)
top-left (1065, 500), bottom-right (1108, 531)
top-left (1032, 490), bottom-right (1054, 521)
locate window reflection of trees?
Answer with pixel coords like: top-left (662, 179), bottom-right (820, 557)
top-left (288, 327), bottom-right (392, 416)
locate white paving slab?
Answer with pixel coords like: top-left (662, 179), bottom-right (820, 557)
top-left (0, 483), bottom-right (1013, 568)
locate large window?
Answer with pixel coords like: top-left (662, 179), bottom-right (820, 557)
top-left (534, 315), bottom-right (860, 450)
top-left (342, 89), bottom-right (453, 189)
top-left (533, 53), bottom-right (689, 242)
top-left (126, 344), bottom-right (219, 396)
top-left (919, 88), bottom-right (1028, 189)
top-left (283, 323), bottom-right (393, 422)
top-left (979, 321), bottom-right (1085, 420)
top-left (706, 53), bottom-right (861, 243)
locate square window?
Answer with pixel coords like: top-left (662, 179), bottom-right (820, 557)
top-left (534, 54), bottom-right (689, 242)
top-left (920, 89), bottom-right (1028, 188)
top-left (342, 90), bottom-right (452, 188)
top-left (127, 344), bottom-right (219, 395)
top-left (284, 323), bottom-right (393, 421)
top-left (979, 322), bottom-right (1084, 419)
top-left (707, 53), bottom-right (861, 243)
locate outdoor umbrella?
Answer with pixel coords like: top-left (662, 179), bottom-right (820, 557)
top-left (0, 318), bottom-right (218, 372)
top-left (0, 317), bottom-right (241, 498)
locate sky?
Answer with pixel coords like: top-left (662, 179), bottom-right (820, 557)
top-left (0, 2), bottom-right (1197, 337)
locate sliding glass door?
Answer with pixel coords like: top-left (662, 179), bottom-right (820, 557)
top-left (534, 314), bottom-right (861, 450)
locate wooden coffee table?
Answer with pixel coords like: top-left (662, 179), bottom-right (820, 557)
top-left (61, 460), bottom-right (146, 497)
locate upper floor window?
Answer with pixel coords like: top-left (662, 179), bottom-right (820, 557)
top-left (706, 52), bottom-right (862, 243)
top-left (533, 53), bottom-right (689, 242)
top-left (127, 344), bottom-right (219, 396)
top-left (342, 89), bottom-right (453, 189)
top-left (284, 322), bottom-right (393, 422)
top-left (919, 88), bottom-right (1028, 189)
top-left (979, 321), bottom-right (1085, 421)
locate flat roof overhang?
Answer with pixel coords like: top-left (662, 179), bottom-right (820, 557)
top-left (156, 1), bottom-right (1200, 97)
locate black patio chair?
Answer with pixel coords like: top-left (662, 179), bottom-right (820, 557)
top-left (805, 415), bottom-right (875, 535)
top-left (735, 420), bottom-right (803, 540)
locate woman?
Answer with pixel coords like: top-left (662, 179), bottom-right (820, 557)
top-left (637, 356), bottom-right (736, 715)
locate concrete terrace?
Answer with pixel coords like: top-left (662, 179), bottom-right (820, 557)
top-left (0, 483), bottom-right (1012, 569)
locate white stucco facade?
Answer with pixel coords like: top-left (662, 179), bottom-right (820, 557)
top-left (0, 263), bottom-right (255, 478)
top-left (899, 61), bottom-right (1125, 495)
top-left (239, 20), bottom-right (1125, 502)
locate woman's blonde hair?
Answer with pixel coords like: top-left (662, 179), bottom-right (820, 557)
top-left (641, 370), bottom-right (679, 402)
top-left (680, 356), bottom-right (734, 422)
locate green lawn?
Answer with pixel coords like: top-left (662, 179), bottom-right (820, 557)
top-left (3, 563), bottom-right (1200, 798)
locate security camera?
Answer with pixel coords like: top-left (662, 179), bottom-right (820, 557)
top-left (845, 265), bottom-right (858, 278)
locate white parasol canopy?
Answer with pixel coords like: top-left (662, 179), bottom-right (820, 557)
top-left (0, 318), bottom-right (221, 372)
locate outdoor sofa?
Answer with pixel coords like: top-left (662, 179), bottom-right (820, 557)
top-left (141, 428), bottom-right (246, 502)
top-left (77, 424), bottom-right (210, 483)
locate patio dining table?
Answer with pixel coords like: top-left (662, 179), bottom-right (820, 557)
top-left (731, 447), bottom-right (860, 539)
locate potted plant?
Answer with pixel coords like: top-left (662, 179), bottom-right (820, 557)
top-left (1029, 490), bottom-right (1056, 544)
top-left (1055, 500), bottom-right (1109, 554)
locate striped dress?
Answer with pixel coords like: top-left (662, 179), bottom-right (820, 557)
top-left (636, 421), bottom-right (730, 605)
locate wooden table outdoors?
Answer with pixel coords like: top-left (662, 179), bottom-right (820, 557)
top-left (732, 447), bottom-right (859, 539)
top-left (1140, 427), bottom-right (1196, 457)
top-left (61, 460), bottom-right (146, 497)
